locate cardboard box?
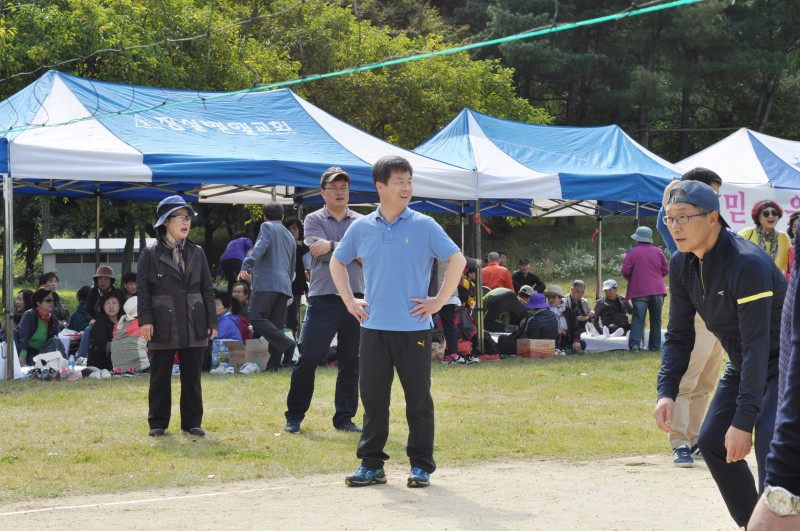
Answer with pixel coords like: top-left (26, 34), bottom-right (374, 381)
top-left (245, 337), bottom-right (271, 371)
top-left (223, 338), bottom-right (272, 372)
top-left (223, 340), bottom-right (247, 372)
top-left (517, 339), bottom-right (556, 358)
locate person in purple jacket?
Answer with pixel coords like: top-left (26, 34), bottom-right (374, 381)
top-left (621, 226), bottom-right (669, 352)
top-left (217, 232), bottom-right (253, 292)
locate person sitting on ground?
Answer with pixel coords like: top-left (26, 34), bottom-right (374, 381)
top-left (512, 258), bottom-right (546, 294)
top-left (17, 288), bottom-right (64, 367)
top-left (458, 266), bottom-right (478, 312)
top-left (13, 289), bottom-right (33, 326)
top-left (564, 280), bottom-right (595, 333)
top-left (87, 291), bottom-right (123, 371)
top-left (482, 251), bottom-right (514, 291)
top-left (0, 289), bottom-right (33, 346)
top-left (593, 279), bottom-right (633, 336)
top-left (214, 290), bottom-right (243, 342)
top-left (229, 296), bottom-right (252, 341)
top-left (39, 272), bottom-right (70, 326)
top-left (77, 265), bottom-right (126, 361)
top-left (84, 265), bottom-right (125, 325)
top-left (483, 285), bottom-right (533, 332)
top-left (202, 290), bottom-right (244, 371)
top-left (122, 272), bottom-right (138, 301)
top-left (67, 286), bottom-right (91, 333)
top-left (498, 251), bottom-right (508, 268)
top-left (523, 293), bottom-right (560, 341)
top-left (739, 199), bottom-right (790, 276)
top-left (545, 284), bottom-right (585, 354)
top-left (230, 281), bottom-right (251, 318)
top-left (110, 296), bottom-right (150, 373)
top-left (432, 256), bottom-right (481, 365)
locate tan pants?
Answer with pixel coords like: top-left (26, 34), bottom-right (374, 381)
top-left (668, 313), bottom-right (725, 449)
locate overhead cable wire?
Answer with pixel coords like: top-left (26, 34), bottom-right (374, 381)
top-left (1, 0), bottom-right (707, 135)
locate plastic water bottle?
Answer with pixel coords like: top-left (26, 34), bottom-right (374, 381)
top-left (68, 354), bottom-right (76, 371)
top-left (211, 341), bottom-right (220, 368)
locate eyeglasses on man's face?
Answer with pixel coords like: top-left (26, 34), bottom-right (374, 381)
top-left (325, 186), bottom-right (349, 193)
top-left (42, 298), bottom-right (54, 303)
top-left (169, 214), bottom-right (193, 223)
top-left (662, 212), bottom-right (709, 226)
top-left (761, 209), bottom-right (780, 218)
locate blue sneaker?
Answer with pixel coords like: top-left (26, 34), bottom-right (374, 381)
top-left (673, 445), bottom-right (694, 468)
top-left (407, 467), bottom-right (430, 488)
top-left (345, 466), bottom-right (387, 487)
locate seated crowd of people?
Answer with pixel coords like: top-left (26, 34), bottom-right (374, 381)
top-left (445, 250), bottom-right (646, 361)
top-left (5, 247), bottom-right (647, 376)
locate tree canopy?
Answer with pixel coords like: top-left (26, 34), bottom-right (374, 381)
top-left (2, 0), bottom-right (799, 278)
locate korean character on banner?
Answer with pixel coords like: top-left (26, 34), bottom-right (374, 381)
top-left (251, 121), bottom-right (271, 133)
top-left (790, 195), bottom-right (800, 212)
top-left (227, 122), bottom-right (257, 136)
top-left (180, 118), bottom-right (209, 133)
top-left (722, 190), bottom-right (746, 224)
top-left (199, 120), bottom-right (233, 134)
top-left (135, 114), bottom-right (162, 130)
top-left (268, 120), bottom-right (293, 133)
top-left (154, 116), bottom-right (186, 132)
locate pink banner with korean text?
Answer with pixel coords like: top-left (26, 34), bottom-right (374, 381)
top-left (719, 184), bottom-right (799, 233)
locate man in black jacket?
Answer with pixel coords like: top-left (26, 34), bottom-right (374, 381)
top-left (653, 181), bottom-right (787, 527)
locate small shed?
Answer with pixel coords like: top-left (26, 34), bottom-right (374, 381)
top-left (40, 238), bottom-right (155, 290)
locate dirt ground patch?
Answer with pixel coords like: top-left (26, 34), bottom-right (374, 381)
top-left (0, 454), bottom-right (745, 530)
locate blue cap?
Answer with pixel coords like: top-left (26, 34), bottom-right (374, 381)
top-left (668, 181), bottom-right (729, 228)
top-left (154, 195), bottom-right (196, 228)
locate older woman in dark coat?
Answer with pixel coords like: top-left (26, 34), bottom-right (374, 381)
top-left (137, 196), bottom-right (218, 438)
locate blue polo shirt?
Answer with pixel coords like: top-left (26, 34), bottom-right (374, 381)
top-left (333, 206), bottom-right (459, 331)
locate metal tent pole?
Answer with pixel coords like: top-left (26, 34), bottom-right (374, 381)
top-left (595, 216), bottom-right (603, 301)
top-left (95, 189), bottom-right (101, 270)
top-left (473, 200), bottom-right (484, 353)
top-left (4, 173), bottom-right (14, 379)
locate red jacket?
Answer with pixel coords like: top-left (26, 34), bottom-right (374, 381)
top-left (482, 262), bottom-right (514, 291)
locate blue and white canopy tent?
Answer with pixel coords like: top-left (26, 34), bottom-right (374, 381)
top-left (677, 128), bottom-right (800, 232)
top-left (0, 70), bottom-right (475, 200)
top-left (0, 71), bottom-right (479, 377)
top-left (413, 108), bottom-right (682, 303)
top-left (413, 108), bottom-right (681, 218)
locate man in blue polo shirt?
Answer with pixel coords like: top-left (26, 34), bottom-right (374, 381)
top-left (330, 155), bottom-right (466, 488)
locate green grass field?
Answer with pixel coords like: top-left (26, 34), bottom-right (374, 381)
top-left (0, 352), bottom-right (668, 504)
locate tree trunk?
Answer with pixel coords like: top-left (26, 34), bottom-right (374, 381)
top-left (122, 212), bottom-right (135, 275)
top-left (677, 85), bottom-right (691, 160)
top-left (753, 74), bottom-right (780, 132)
top-left (41, 197), bottom-right (51, 240)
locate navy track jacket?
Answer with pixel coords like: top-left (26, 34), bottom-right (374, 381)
top-left (658, 228), bottom-right (787, 433)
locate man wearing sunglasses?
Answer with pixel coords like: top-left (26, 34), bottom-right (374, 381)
top-left (653, 180), bottom-right (787, 528)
